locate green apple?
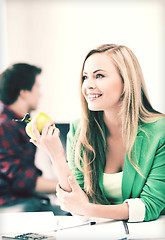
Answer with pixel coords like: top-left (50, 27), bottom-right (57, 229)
top-left (13, 112), bottom-right (53, 140)
top-left (25, 112), bottom-right (53, 140)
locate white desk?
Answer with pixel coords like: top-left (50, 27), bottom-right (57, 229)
top-left (127, 215), bottom-right (165, 240)
top-left (0, 212), bottom-right (165, 240)
top-left (54, 216), bottom-right (126, 239)
top-left (54, 215), bottom-right (165, 240)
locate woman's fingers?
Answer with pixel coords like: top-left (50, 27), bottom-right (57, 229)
top-left (41, 120), bottom-right (56, 136)
top-left (47, 126), bottom-right (55, 135)
top-left (53, 127), bottom-right (60, 137)
top-left (68, 176), bottom-right (80, 192)
top-left (31, 118), bottom-right (60, 150)
top-left (32, 119), bottom-right (56, 138)
top-left (45, 126), bottom-right (60, 137)
top-left (56, 183), bottom-right (65, 204)
top-left (32, 118), bottom-right (41, 142)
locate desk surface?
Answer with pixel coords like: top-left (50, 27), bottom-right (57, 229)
top-left (55, 215), bottom-right (165, 240)
top-left (0, 213), bottom-right (165, 240)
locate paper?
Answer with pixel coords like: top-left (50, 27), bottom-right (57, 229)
top-left (127, 215), bottom-right (165, 239)
top-left (55, 216), bottom-right (126, 239)
top-left (0, 211), bottom-right (57, 234)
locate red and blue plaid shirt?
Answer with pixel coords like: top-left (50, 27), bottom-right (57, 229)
top-left (0, 102), bottom-right (42, 206)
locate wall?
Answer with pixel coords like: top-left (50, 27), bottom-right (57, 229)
top-left (3, 0), bottom-right (165, 124)
top-left (0, 0), bottom-right (8, 71)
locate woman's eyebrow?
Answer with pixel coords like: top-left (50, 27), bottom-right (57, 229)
top-left (93, 69), bottom-right (105, 74)
top-left (83, 69), bottom-right (105, 75)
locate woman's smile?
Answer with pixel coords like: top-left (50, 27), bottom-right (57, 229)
top-left (86, 93), bottom-right (103, 101)
top-left (82, 52), bottom-right (123, 112)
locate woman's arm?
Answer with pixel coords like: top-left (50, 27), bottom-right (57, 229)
top-left (56, 175), bottom-right (129, 220)
top-left (86, 202), bottom-right (129, 220)
top-left (34, 176), bottom-right (58, 194)
top-left (31, 119), bottom-right (129, 220)
top-left (30, 119), bottom-right (73, 192)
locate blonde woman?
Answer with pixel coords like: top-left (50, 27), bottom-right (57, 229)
top-left (31, 44), bottom-right (165, 222)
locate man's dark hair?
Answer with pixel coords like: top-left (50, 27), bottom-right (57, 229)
top-left (0, 63), bottom-right (42, 105)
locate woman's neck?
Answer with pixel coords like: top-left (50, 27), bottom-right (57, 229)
top-left (103, 110), bottom-right (123, 138)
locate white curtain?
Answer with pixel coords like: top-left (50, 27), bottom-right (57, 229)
top-left (0, 0), bottom-right (8, 72)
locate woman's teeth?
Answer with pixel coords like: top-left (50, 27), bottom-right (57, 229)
top-left (88, 94), bottom-right (102, 100)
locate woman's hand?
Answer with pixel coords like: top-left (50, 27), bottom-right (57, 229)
top-left (30, 118), bottom-right (65, 160)
top-left (30, 118), bottom-right (73, 192)
top-left (56, 175), bottom-right (90, 215)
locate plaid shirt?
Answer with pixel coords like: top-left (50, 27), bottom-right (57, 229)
top-left (0, 102), bottom-right (42, 206)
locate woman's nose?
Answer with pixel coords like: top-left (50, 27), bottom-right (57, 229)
top-left (86, 78), bottom-right (96, 89)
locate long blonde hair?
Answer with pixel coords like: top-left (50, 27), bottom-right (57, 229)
top-left (74, 44), bottom-right (164, 204)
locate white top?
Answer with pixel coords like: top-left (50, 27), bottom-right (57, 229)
top-left (103, 172), bottom-right (145, 222)
top-left (103, 171), bottom-right (123, 204)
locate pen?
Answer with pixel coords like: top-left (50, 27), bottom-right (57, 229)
top-left (56, 221), bottom-right (96, 231)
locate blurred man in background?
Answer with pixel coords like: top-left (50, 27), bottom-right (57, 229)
top-left (0, 63), bottom-right (66, 214)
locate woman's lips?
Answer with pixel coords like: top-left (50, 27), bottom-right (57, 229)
top-left (87, 93), bottom-right (103, 101)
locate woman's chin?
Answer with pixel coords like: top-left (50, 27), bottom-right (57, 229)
top-left (88, 105), bottom-right (102, 112)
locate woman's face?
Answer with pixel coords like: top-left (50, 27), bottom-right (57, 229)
top-left (82, 53), bottom-right (123, 112)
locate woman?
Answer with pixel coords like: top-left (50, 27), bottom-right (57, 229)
top-left (31, 44), bottom-right (165, 222)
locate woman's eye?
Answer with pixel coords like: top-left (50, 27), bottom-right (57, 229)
top-left (82, 75), bottom-right (88, 81)
top-left (96, 74), bottom-right (104, 79)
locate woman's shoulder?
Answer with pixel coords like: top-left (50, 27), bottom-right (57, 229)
top-left (68, 118), bottom-right (81, 137)
top-left (138, 117), bottom-right (165, 140)
top-left (141, 117), bottom-right (165, 130)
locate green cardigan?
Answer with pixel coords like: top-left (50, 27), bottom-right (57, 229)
top-left (66, 117), bottom-right (165, 222)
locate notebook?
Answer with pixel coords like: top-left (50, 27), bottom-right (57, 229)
top-left (0, 212), bottom-right (57, 235)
